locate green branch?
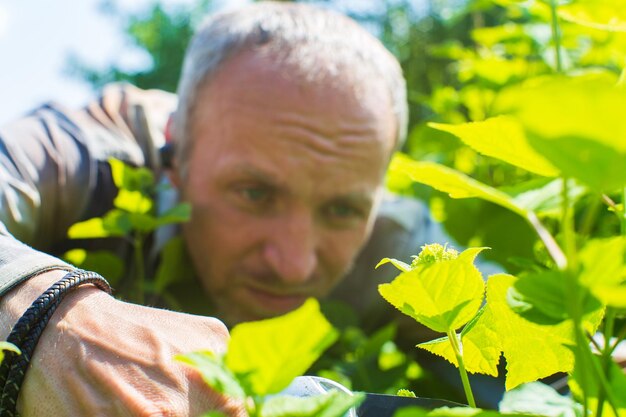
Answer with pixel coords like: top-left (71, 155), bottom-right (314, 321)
top-left (447, 329), bottom-right (476, 408)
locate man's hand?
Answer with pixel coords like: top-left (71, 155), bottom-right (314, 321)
top-left (1, 270), bottom-right (244, 416)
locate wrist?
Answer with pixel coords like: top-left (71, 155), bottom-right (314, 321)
top-left (0, 270), bottom-right (71, 340)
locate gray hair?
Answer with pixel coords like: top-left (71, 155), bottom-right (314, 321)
top-left (172, 1), bottom-right (407, 175)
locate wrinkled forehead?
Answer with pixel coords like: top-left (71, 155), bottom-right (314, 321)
top-left (192, 48), bottom-right (397, 150)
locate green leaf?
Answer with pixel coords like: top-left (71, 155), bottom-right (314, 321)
top-left (417, 307), bottom-right (500, 376)
top-left (428, 116), bottom-right (559, 177)
top-left (376, 257), bottom-right (412, 272)
top-left (507, 270), bottom-right (603, 325)
top-left (388, 155), bottom-right (526, 217)
top-left (225, 298), bottom-right (338, 396)
top-left (102, 210), bottom-right (134, 235)
top-left (156, 202), bottom-right (191, 226)
top-left (592, 286), bottom-right (626, 309)
top-left (465, 274), bottom-right (581, 390)
top-left (114, 189), bottom-right (153, 214)
top-left (128, 212), bottom-right (158, 232)
top-left (259, 391), bottom-right (364, 417)
top-left (68, 218), bottom-right (109, 239)
top-left (496, 76), bottom-right (626, 191)
top-left (175, 351), bottom-right (245, 399)
top-left (559, 0), bottom-right (626, 32)
top-left (502, 178), bottom-right (587, 218)
top-left (109, 158), bottom-right (154, 192)
top-left (0, 342), bottom-right (20, 364)
top-left (579, 237), bottom-right (626, 308)
top-left (62, 249), bottom-right (124, 285)
top-left (378, 248), bottom-right (487, 333)
top-left (67, 210), bottom-right (132, 238)
top-left (499, 382), bottom-right (583, 417)
top-left (153, 237), bottom-right (194, 292)
top-left (568, 348), bottom-right (626, 415)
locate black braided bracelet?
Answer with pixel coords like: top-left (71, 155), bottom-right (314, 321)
top-left (0, 270), bottom-right (112, 416)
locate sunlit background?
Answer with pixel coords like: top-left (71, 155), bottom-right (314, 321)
top-left (0, 0), bottom-right (248, 124)
top-left (0, 0), bottom-right (441, 125)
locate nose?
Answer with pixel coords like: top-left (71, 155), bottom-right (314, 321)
top-left (263, 212), bottom-right (318, 285)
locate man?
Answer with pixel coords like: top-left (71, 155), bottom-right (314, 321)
top-left (0, 2), bottom-right (451, 415)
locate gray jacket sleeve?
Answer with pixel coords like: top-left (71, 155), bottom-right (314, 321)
top-left (0, 83), bottom-right (176, 297)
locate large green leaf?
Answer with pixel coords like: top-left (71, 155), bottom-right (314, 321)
top-left (259, 391), bottom-right (364, 417)
top-left (560, 0), bottom-right (626, 32)
top-left (502, 178), bottom-right (587, 218)
top-left (378, 248), bottom-right (486, 333)
top-left (496, 76), bottom-right (626, 191)
top-left (389, 156), bottom-right (526, 217)
top-left (508, 270), bottom-right (602, 325)
top-left (175, 351), bottom-right (245, 399)
top-left (429, 116), bottom-right (559, 177)
top-left (225, 298), bottom-right (338, 396)
top-left (462, 274), bottom-right (580, 390)
top-left (579, 237), bottom-right (626, 308)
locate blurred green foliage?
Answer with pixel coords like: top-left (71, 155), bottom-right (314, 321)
top-left (67, 0), bottom-right (213, 92)
top-left (66, 0), bottom-right (626, 408)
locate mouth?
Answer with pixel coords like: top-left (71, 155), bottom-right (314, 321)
top-left (243, 286), bottom-right (309, 315)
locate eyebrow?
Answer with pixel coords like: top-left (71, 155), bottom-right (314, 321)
top-left (329, 193), bottom-right (375, 209)
top-left (231, 165), bottom-right (284, 187)
top-left (230, 165), bottom-right (376, 207)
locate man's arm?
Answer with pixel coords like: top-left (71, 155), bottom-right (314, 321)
top-left (0, 87), bottom-right (243, 415)
top-left (0, 268), bottom-right (243, 416)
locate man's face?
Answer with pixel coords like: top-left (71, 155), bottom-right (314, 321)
top-left (176, 51), bottom-right (396, 325)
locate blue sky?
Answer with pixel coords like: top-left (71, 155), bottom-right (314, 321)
top-left (0, 0), bottom-right (247, 125)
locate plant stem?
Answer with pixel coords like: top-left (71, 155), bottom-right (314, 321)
top-left (596, 310), bottom-right (617, 417)
top-left (561, 178), bottom-right (578, 271)
top-left (559, 177), bottom-right (590, 414)
top-left (526, 211), bottom-right (567, 269)
top-left (549, 0), bottom-right (563, 73)
top-left (579, 193), bottom-right (602, 239)
top-left (562, 178), bottom-right (619, 415)
top-left (579, 325), bottom-right (620, 416)
top-left (621, 186), bottom-right (626, 235)
top-left (133, 232), bottom-right (146, 305)
top-left (447, 329), bottom-right (476, 408)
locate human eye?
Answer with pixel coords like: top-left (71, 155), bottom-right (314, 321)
top-left (234, 183), bottom-right (274, 207)
top-left (240, 186), bottom-right (269, 202)
top-left (324, 201), bottom-right (367, 226)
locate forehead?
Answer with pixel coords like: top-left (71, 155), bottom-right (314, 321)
top-left (184, 50), bottom-right (397, 198)
top-left (191, 49), bottom-right (396, 150)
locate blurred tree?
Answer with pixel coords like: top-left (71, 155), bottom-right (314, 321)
top-left (67, 0), bottom-right (213, 92)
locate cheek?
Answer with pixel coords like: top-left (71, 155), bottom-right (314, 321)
top-left (318, 227), bottom-right (370, 278)
top-left (184, 199), bottom-right (266, 262)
